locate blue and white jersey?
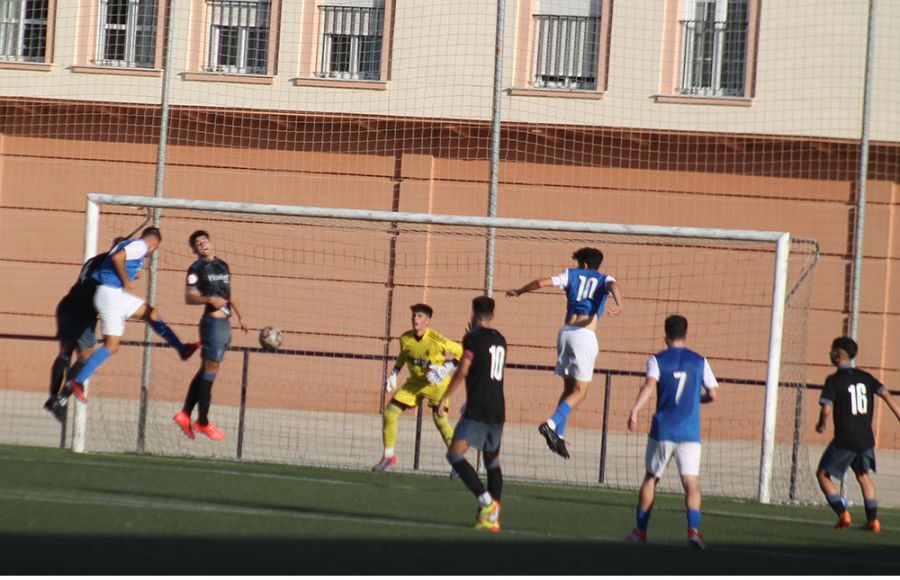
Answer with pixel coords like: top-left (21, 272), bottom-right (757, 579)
top-left (92, 238), bottom-right (149, 289)
top-left (551, 268), bottom-right (616, 318)
top-left (648, 347), bottom-right (718, 443)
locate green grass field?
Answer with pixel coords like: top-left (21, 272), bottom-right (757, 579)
top-left (0, 445), bottom-right (897, 574)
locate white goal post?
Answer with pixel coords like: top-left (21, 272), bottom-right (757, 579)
top-left (81, 193), bottom-right (805, 504)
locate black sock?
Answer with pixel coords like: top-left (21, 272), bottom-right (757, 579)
top-left (865, 499), bottom-right (877, 522)
top-left (451, 459), bottom-right (486, 498)
top-left (66, 360), bottom-right (85, 382)
top-left (487, 466), bottom-right (503, 502)
top-left (183, 371), bottom-right (201, 414)
top-left (50, 354), bottom-right (70, 397)
top-left (197, 377), bottom-right (214, 425)
top-left (826, 494), bottom-right (846, 516)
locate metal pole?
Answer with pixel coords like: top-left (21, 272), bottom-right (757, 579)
top-left (484, 0), bottom-right (506, 296)
top-left (758, 233), bottom-right (791, 504)
top-left (380, 154), bottom-right (402, 411)
top-left (237, 349), bottom-right (249, 459)
top-left (788, 378), bottom-right (804, 501)
top-left (413, 399), bottom-right (424, 470)
top-left (849, 0), bottom-right (875, 342)
top-left (73, 198), bottom-right (100, 454)
top-left (598, 370), bottom-right (612, 484)
top-left (844, 0), bottom-right (876, 498)
top-left (136, 0), bottom-right (176, 453)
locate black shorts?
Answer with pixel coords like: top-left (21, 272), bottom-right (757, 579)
top-left (818, 443), bottom-right (876, 478)
top-left (452, 417), bottom-right (503, 454)
top-left (55, 297), bottom-right (97, 352)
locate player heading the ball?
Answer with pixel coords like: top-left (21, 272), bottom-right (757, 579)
top-left (507, 247), bottom-right (623, 459)
top-left (625, 315), bottom-right (718, 550)
top-left (815, 336), bottom-right (900, 534)
top-left (48, 236), bottom-right (124, 420)
top-left (62, 227), bottom-right (199, 404)
top-left (174, 230), bottom-right (248, 442)
top-left (373, 303), bottom-right (463, 475)
top-left (437, 295), bottom-right (507, 532)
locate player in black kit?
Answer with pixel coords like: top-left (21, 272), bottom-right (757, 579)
top-left (173, 231), bottom-right (248, 441)
top-left (47, 238), bottom-right (124, 421)
top-left (815, 336), bottom-right (900, 533)
top-left (437, 295), bottom-right (507, 532)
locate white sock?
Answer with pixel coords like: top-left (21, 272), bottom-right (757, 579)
top-left (384, 448), bottom-right (394, 458)
top-left (546, 419), bottom-right (557, 431)
top-left (478, 492), bottom-right (493, 507)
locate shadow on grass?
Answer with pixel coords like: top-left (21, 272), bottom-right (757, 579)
top-left (4, 534), bottom-right (899, 575)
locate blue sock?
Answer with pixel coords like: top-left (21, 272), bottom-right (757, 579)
top-left (74, 346), bottom-right (112, 384)
top-left (150, 317), bottom-right (186, 353)
top-left (687, 509), bottom-right (701, 530)
top-left (636, 509), bottom-right (651, 532)
top-left (549, 402), bottom-right (572, 436)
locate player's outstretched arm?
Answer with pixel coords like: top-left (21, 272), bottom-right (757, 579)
top-left (506, 277), bottom-right (554, 297)
top-left (606, 281), bottom-right (624, 316)
top-left (877, 389), bottom-right (900, 423)
top-left (815, 403), bottom-right (832, 433)
top-left (627, 377), bottom-right (657, 431)
top-left (228, 298), bottom-right (249, 333)
top-left (437, 357), bottom-right (471, 417)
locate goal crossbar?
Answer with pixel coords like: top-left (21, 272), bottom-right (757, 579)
top-left (83, 193), bottom-right (793, 504)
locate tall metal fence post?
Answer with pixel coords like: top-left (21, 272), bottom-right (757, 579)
top-left (136, 0), bottom-right (176, 453)
top-left (598, 370), bottom-right (612, 484)
top-left (413, 399), bottom-right (424, 470)
top-left (844, 0), bottom-right (876, 497)
top-left (483, 0), bottom-right (506, 296)
top-left (237, 348), bottom-right (250, 459)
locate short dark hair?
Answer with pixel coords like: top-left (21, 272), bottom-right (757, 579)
top-left (472, 295), bottom-right (495, 320)
top-left (573, 247), bottom-right (603, 270)
top-left (410, 303), bottom-right (433, 318)
top-left (831, 336), bottom-right (858, 360)
top-left (141, 226), bottom-right (161, 242)
top-left (189, 230), bottom-right (210, 247)
top-left (665, 315), bottom-right (688, 340)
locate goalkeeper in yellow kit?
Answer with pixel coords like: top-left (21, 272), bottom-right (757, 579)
top-left (372, 303), bottom-right (463, 474)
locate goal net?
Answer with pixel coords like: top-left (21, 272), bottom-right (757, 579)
top-left (76, 194), bottom-right (819, 504)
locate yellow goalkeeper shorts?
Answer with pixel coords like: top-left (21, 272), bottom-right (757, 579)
top-left (393, 379), bottom-right (449, 409)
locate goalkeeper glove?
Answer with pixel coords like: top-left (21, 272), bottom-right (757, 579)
top-left (384, 369), bottom-right (399, 395)
top-left (426, 361), bottom-right (457, 385)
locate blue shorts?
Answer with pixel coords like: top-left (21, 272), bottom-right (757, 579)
top-left (818, 443), bottom-right (876, 478)
top-left (452, 417), bottom-right (503, 454)
top-left (200, 316), bottom-right (232, 362)
top-left (55, 297), bottom-right (97, 352)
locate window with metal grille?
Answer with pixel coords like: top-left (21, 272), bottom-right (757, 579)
top-left (532, 12), bottom-right (600, 90)
top-left (96, 0), bottom-right (157, 68)
top-left (318, 3), bottom-right (384, 81)
top-left (680, 0), bottom-right (748, 96)
top-left (206, 0), bottom-right (270, 75)
top-left (0, 0), bottom-right (48, 62)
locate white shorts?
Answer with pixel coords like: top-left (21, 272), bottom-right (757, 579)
top-left (94, 285), bottom-right (145, 337)
top-left (645, 438), bottom-right (702, 477)
top-left (554, 325), bottom-right (599, 382)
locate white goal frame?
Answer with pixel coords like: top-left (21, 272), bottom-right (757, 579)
top-left (81, 192), bottom-right (792, 504)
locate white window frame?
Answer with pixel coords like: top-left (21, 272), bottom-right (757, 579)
top-left (317, 1), bottom-right (384, 81)
top-left (96, 0), bottom-right (157, 68)
top-left (0, 0), bottom-right (48, 62)
top-left (679, 0), bottom-right (748, 97)
top-left (206, 0), bottom-right (270, 75)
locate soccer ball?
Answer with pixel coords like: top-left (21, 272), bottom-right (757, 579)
top-left (258, 326), bottom-right (283, 352)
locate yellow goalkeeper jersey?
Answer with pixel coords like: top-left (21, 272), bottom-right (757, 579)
top-left (394, 328), bottom-right (463, 384)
